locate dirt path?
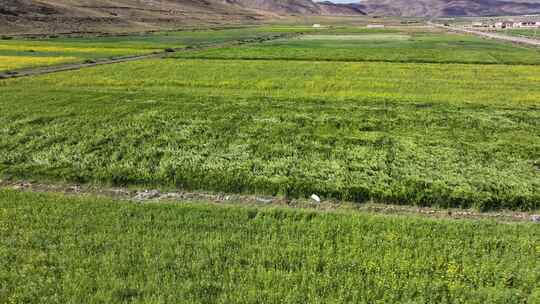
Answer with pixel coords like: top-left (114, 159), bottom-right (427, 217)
top-left (0, 34), bottom-right (288, 80)
top-left (429, 22), bottom-right (540, 47)
top-left (1, 179), bottom-right (538, 223)
top-left (0, 52), bottom-right (167, 80)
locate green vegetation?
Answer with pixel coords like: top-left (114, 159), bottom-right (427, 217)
top-left (2, 23), bottom-right (540, 304)
top-left (1, 57), bottom-right (539, 210)
top-left (502, 29), bottom-right (540, 39)
top-left (1, 189), bottom-right (538, 303)
top-left (175, 32), bottom-right (540, 64)
top-left (0, 27), bottom-right (277, 71)
top-left (256, 25), bottom-right (399, 34)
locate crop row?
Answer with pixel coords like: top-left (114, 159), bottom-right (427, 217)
top-left (175, 32), bottom-right (540, 65)
top-left (1, 59), bottom-right (539, 209)
top-left (0, 27), bottom-right (279, 71)
top-left (1, 190), bottom-right (538, 303)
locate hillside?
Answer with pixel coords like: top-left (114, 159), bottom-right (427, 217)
top-left (0, 0), bottom-right (365, 35)
top-left (225, 0), bottom-right (320, 15)
top-left (318, 1), bottom-right (366, 15)
top-left (225, 0), bottom-right (365, 15)
top-left (0, 0), bottom-right (264, 34)
top-left (358, 0), bottom-right (540, 17)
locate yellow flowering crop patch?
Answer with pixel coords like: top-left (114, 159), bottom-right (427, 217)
top-left (0, 44), bottom-right (151, 55)
top-left (0, 55), bottom-right (79, 71)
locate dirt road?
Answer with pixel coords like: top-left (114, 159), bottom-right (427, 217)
top-left (0, 34), bottom-right (288, 80)
top-left (1, 179), bottom-right (537, 223)
top-left (0, 52), bottom-right (169, 80)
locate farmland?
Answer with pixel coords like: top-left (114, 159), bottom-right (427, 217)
top-left (0, 27), bottom-right (279, 72)
top-left (499, 29), bottom-right (540, 39)
top-left (175, 31), bottom-right (540, 64)
top-left (1, 189), bottom-right (539, 303)
top-left (1, 56), bottom-right (539, 210)
top-left (1, 22), bottom-right (540, 303)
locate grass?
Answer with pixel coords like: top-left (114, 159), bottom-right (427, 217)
top-left (174, 32), bottom-right (540, 64)
top-left (499, 29), bottom-right (540, 39)
top-left (1, 58), bottom-right (539, 210)
top-left (0, 28), bottom-right (278, 71)
top-left (298, 34), bottom-right (410, 41)
top-left (255, 25), bottom-right (400, 34)
top-left (0, 189), bottom-right (539, 303)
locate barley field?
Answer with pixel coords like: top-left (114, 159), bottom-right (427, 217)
top-left (0, 27), bottom-right (277, 72)
top-left (2, 23), bottom-right (540, 304)
top-left (1, 56), bottom-right (539, 210)
top-left (1, 190), bottom-right (538, 303)
top-left (175, 31), bottom-right (540, 64)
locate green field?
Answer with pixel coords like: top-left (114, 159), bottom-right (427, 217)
top-left (2, 22), bottom-right (540, 304)
top-left (0, 27), bottom-right (277, 72)
top-left (1, 190), bottom-right (538, 303)
top-left (1, 56), bottom-right (539, 210)
top-left (500, 29), bottom-right (540, 39)
top-left (256, 25), bottom-right (400, 34)
top-left (175, 31), bottom-right (540, 64)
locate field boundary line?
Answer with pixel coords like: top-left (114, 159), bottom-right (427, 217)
top-left (0, 34), bottom-right (290, 80)
top-left (172, 56), bottom-right (540, 66)
top-left (0, 52), bottom-right (166, 79)
top-left (0, 179), bottom-right (537, 223)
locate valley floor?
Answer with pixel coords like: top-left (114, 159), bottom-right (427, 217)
top-left (1, 24), bottom-right (540, 303)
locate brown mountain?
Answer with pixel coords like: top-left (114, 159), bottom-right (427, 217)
top-left (224, 0), bottom-right (321, 14)
top-left (358, 0), bottom-right (540, 17)
top-left (0, 0), bottom-right (365, 35)
top-left (318, 1), bottom-right (366, 15)
top-left (0, 0), bottom-right (263, 34)
top-left (224, 0), bottom-right (365, 15)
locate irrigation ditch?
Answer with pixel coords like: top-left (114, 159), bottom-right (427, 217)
top-left (1, 179), bottom-right (538, 223)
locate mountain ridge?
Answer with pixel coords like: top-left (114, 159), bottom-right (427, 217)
top-left (357, 0), bottom-right (540, 17)
top-left (3, 0), bottom-right (540, 35)
top-left (0, 0), bottom-right (365, 34)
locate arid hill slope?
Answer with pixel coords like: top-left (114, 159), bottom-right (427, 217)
top-left (0, 0), bottom-right (365, 35)
top-left (0, 0), bottom-right (263, 34)
top-left (358, 0), bottom-right (540, 17)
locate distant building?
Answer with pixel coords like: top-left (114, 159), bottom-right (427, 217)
top-left (312, 24), bottom-right (322, 28)
top-left (366, 24), bottom-right (385, 28)
top-left (491, 20), bottom-right (540, 29)
top-left (472, 22), bottom-right (485, 27)
top-left (494, 21), bottom-right (514, 29)
top-left (516, 21), bottom-right (540, 28)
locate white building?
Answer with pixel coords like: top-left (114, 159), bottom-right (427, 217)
top-left (513, 21), bottom-right (540, 28)
top-left (494, 21), bottom-right (514, 29)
